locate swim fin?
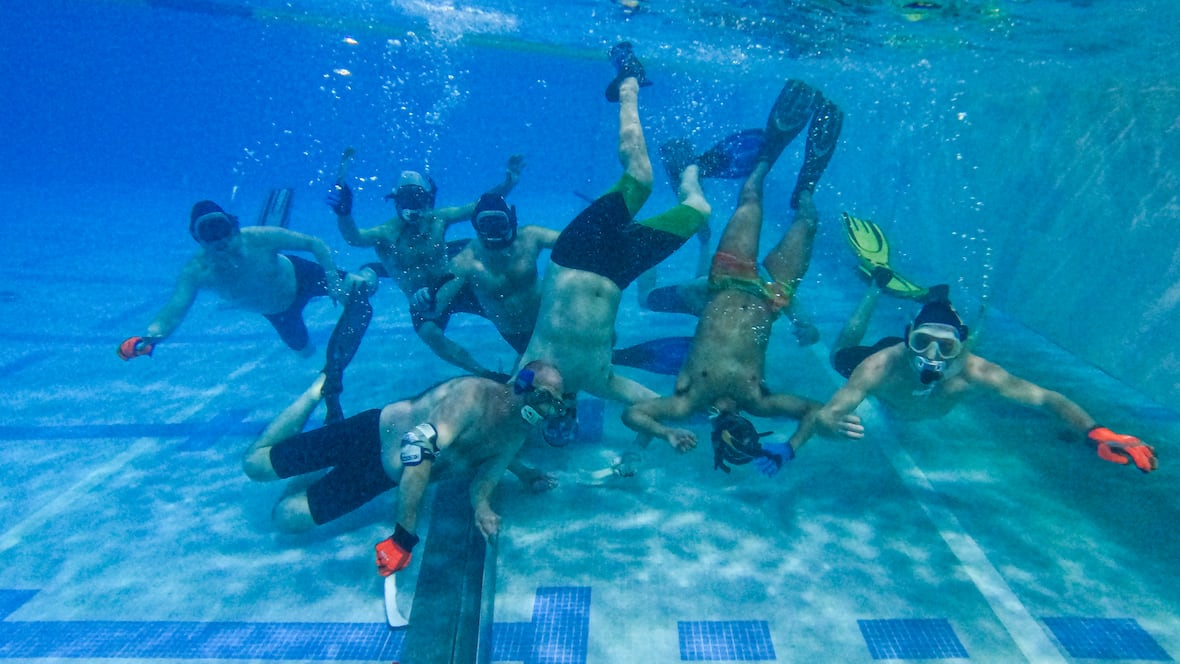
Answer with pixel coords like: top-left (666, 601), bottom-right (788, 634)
top-left (258, 188), bottom-right (293, 228)
top-left (659, 129), bottom-right (768, 192)
top-left (790, 98), bottom-right (844, 209)
top-left (842, 212), bottom-right (928, 299)
top-left (612, 336), bottom-right (692, 375)
top-left (695, 129), bottom-right (766, 179)
top-left (762, 79), bottom-right (821, 165)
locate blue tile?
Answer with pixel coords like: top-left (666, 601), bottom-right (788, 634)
top-left (678, 621), bottom-right (776, 661)
top-left (531, 587), bottom-right (591, 664)
top-left (1042, 617), bottom-right (1172, 661)
top-left (493, 621), bottom-right (533, 661)
top-left (857, 618), bottom-right (968, 660)
top-left (0, 620), bottom-right (402, 660)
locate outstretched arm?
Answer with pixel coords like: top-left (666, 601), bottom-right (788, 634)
top-left (468, 444), bottom-right (520, 543)
top-left (968, 357), bottom-right (1157, 472)
top-left (622, 396), bottom-right (698, 452)
top-left (143, 260), bottom-right (203, 342)
top-left (969, 358), bottom-right (1095, 432)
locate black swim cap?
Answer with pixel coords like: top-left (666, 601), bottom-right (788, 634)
top-left (189, 200), bottom-right (239, 245)
top-left (711, 412), bottom-right (772, 473)
top-left (472, 194), bottom-right (517, 249)
top-left (910, 298), bottom-right (968, 341)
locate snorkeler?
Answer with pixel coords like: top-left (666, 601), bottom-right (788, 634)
top-left (326, 156), bottom-right (525, 379)
top-left (623, 79), bottom-right (861, 460)
top-left (242, 362), bottom-right (567, 567)
top-left (515, 41), bottom-right (712, 406)
top-left (422, 193), bottom-right (559, 359)
top-left (772, 283), bottom-right (1159, 474)
top-left (117, 200), bottom-right (377, 422)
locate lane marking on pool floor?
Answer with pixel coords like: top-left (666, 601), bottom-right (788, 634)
top-left (804, 342), bottom-right (1066, 663)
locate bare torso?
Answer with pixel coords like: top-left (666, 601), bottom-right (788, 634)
top-left (675, 288), bottom-right (776, 412)
top-left (195, 235), bottom-right (298, 314)
top-left (458, 229), bottom-right (547, 336)
top-left (520, 262), bottom-right (620, 396)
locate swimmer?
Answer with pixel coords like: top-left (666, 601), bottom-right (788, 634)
top-left (243, 361), bottom-right (567, 574)
top-left (773, 280), bottom-right (1158, 474)
top-left (516, 42), bottom-right (712, 405)
top-left (327, 157), bottom-right (526, 379)
top-left (118, 200), bottom-right (377, 422)
top-left (623, 79), bottom-right (861, 464)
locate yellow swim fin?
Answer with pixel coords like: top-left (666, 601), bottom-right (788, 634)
top-left (842, 212), bottom-right (928, 300)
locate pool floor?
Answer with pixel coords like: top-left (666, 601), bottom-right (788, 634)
top-left (0, 252), bottom-right (1177, 663)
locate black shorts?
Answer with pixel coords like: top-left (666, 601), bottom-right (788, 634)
top-left (550, 192), bottom-right (691, 291)
top-left (262, 255), bottom-right (346, 351)
top-left (832, 337), bottom-right (904, 378)
top-left (267, 408), bottom-right (395, 525)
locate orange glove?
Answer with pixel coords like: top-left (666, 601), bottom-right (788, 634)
top-left (117, 336), bottom-right (155, 361)
top-left (375, 524), bottom-right (420, 576)
top-left (1089, 426), bottom-right (1157, 473)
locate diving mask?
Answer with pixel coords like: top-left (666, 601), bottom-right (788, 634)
top-left (907, 323), bottom-right (963, 359)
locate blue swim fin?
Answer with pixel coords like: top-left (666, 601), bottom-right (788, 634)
top-left (695, 129), bottom-right (766, 179)
top-left (612, 336), bottom-right (692, 375)
top-left (257, 188), bottom-right (293, 228)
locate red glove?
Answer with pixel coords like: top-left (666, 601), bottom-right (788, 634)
top-left (375, 524), bottom-right (420, 576)
top-left (1089, 426), bottom-right (1157, 473)
top-left (118, 336), bottom-right (155, 361)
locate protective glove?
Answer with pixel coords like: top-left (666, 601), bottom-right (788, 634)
top-left (375, 523), bottom-right (420, 576)
top-left (754, 440), bottom-right (795, 478)
top-left (117, 336), bottom-right (155, 361)
top-left (1089, 426), bottom-right (1157, 473)
top-left (326, 181), bottom-right (353, 216)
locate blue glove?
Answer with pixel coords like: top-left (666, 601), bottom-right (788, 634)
top-left (327, 181), bottom-right (352, 216)
top-left (754, 441), bottom-right (795, 477)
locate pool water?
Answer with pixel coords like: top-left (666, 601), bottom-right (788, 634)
top-left (1, 1), bottom-right (1177, 662)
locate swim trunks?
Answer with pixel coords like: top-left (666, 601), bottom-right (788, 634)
top-left (409, 240), bottom-right (486, 331)
top-left (267, 408), bottom-right (395, 525)
top-left (832, 336), bottom-right (904, 378)
top-left (708, 251), bottom-right (792, 314)
top-left (263, 255), bottom-right (347, 351)
top-left (551, 175), bottom-right (707, 290)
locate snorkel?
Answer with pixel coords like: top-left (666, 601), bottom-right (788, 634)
top-left (905, 296), bottom-right (969, 385)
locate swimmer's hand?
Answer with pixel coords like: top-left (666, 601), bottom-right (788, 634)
top-left (410, 287), bottom-right (439, 319)
top-left (375, 524), bottom-right (419, 576)
top-left (474, 507), bottom-right (501, 544)
top-left (665, 428), bottom-right (697, 453)
top-left (505, 154), bottom-right (526, 183)
top-left (755, 440), bottom-right (795, 478)
top-left (834, 413), bottom-right (864, 440)
top-left (326, 181), bottom-right (352, 216)
top-left (117, 336), bottom-right (157, 361)
top-left (1089, 426), bottom-right (1158, 473)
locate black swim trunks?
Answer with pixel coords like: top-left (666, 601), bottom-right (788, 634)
top-left (832, 336), bottom-right (904, 378)
top-left (267, 408), bottom-right (395, 525)
top-left (550, 190), bottom-right (706, 291)
top-left (409, 240), bottom-right (486, 331)
top-left (262, 255), bottom-right (347, 351)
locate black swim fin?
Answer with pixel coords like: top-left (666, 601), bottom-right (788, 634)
top-left (762, 79), bottom-right (821, 165)
top-left (612, 336), bottom-right (692, 375)
top-left (695, 129), bottom-right (766, 179)
top-left (790, 99), bottom-right (844, 208)
top-left (258, 188), bottom-right (293, 228)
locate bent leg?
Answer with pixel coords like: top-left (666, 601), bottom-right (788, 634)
top-left (244, 375), bottom-right (326, 481)
top-left (831, 274), bottom-right (888, 368)
top-left (616, 78), bottom-right (653, 207)
top-left (321, 269), bottom-right (378, 423)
